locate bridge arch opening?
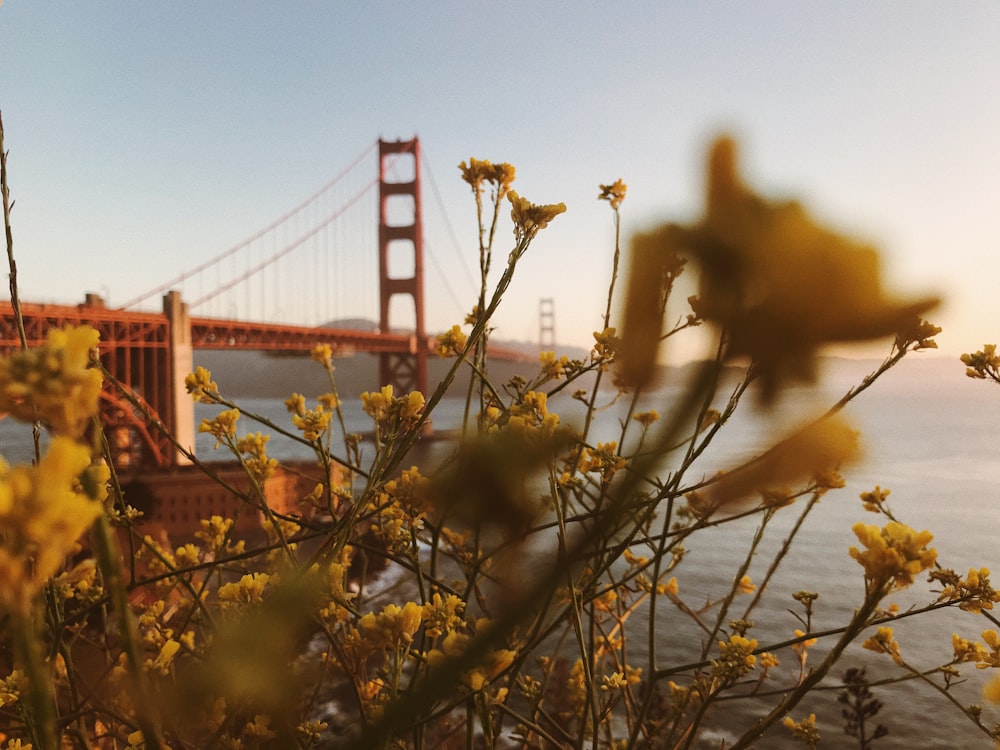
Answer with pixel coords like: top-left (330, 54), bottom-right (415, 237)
top-left (384, 194), bottom-right (416, 228)
top-left (386, 239), bottom-right (417, 280)
top-left (382, 152), bottom-right (416, 184)
top-left (387, 294), bottom-right (417, 333)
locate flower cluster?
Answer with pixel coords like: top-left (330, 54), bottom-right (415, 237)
top-left (435, 324), bottom-right (468, 357)
top-left (507, 190), bottom-right (566, 240)
top-left (426, 620), bottom-right (516, 692)
top-left (310, 342), bottom-right (334, 369)
top-left (538, 350), bottom-right (570, 380)
top-left (598, 179), bottom-right (627, 210)
top-left (635, 137), bottom-right (938, 399)
top-left (360, 385), bottom-right (425, 436)
top-left (962, 344), bottom-right (1000, 382)
top-left (285, 393), bottom-right (332, 441)
top-left (459, 157), bottom-right (516, 198)
top-left (236, 431), bottom-right (278, 483)
top-left (849, 521), bottom-right (937, 591)
top-left (862, 626), bottom-right (903, 665)
top-left (198, 407), bottom-right (240, 449)
top-left (860, 485), bottom-right (891, 514)
top-left (783, 712), bottom-right (820, 747)
top-left (184, 365), bottom-right (221, 403)
top-left (933, 567), bottom-right (1000, 614)
top-left (580, 441), bottom-right (627, 483)
top-left (0, 324), bottom-right (101, 436)
top-left (711, 634), bottom-right (759, 681)
top-left (0, 436), bottom-right (103, 613)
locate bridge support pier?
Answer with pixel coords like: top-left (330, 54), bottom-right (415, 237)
top-left (164, 291), bottom-right (194, 466)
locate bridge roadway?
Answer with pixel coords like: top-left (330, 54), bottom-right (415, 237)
top-left (0, 293), bottom-right (533, 470)
top-left (0, 298), bottom-right (420, 353)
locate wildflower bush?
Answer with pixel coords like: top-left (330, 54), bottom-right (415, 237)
top-left (4, 110), bottom-right (1000, 749)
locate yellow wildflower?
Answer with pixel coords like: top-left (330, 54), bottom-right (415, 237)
top-left (708, 416), bottom-right (858, 507)
top-left (310, 343), bottom-right (334, 368)
top-left (961, 344), bottom-right (1000, 381)
top-left (0, 437), bottom-right (102, 612)
top-left (147, 638), bottom-right (182, 676)
top-left (539, 350), bottom-right (569, 379)
top-left (633, 410), bottom-right (659, 427)
top-left (592, 327), bottom-right (618, 359)
top-left (426, 623), bottom-right (515, 692)
top-left (712, 634), bottom-right (758, 680)
top-left (359, 602), bottom-right (423, 647)
top-left (659, 577), bottom-right (679, 596)
top-left (862, 626), bottom-right (903, 665)
top-left (185, 366), bottom-right (220, 403)
top-left (218, 572), bottom-right (270, 606)
top-left (318, 392), bottom-right (340, 410)
top-left (850, 521), bottom-right (937, 591)
top-left (581, 442), bottom-right (627, 482)
top-left (601, 671), bottom-right (629, 691)
top-left (361, 385), bottom-right (394, 423)
top-left (507, 190), bottom-right (566, 239)
top-left (459, 158), bottom-right (515, 197)
top-left (422, 592), bottom-right (465, 639)
top-left (860, 485), bottom-right (891, 514)
top-left (984, 675), bottom-right (1000, 705)
top-left (792, 629), bottom-right (818, 657)
top-left (0, 670), bottom-right (24, 708)
top-left (783, 713), bottom-right (820, 747)
top-left (598, 179), bottom-right (627, 210)
top-left (198, 408), bottom-right (240, 449)
top-left (284, 392), bottom-right (307, 416)
top-left (292, 405), bottom-right (332, 441)
top-left (400, 390), bottom-right (425, 421)
top-left (0, 324), bottom-right (102, 436)
top-left (435, 324), bottom-right (468, 357)
top-left (952, 633), bottom-right (989, 665)
top-left (629, 137), bottom-right (938, 400)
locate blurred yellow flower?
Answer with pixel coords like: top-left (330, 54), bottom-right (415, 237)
top-left (0, 325), bottom-right (102, 436)
top-left (0, 437), bottom-right (101, 612)
top-left (707, 416), bottom-right (858, 508)
top-left (624, 137), bottom-right (938, 399)
top-left (984, 675), bottom-right (1000, 706)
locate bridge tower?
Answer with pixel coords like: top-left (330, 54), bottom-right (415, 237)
top-left (539, 297), bottom-right (555, 349)
top-left (377, 138), bottom-right (427, 396)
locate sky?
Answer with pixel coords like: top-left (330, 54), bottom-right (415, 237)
top-left (1, 2), bottom-right (999, 364)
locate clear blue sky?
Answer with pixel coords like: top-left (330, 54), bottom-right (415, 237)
top-left (2, 2), bottom-right (998, 362)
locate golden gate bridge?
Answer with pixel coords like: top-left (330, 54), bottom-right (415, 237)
top-left (0, 138), bottom-right (531, 470)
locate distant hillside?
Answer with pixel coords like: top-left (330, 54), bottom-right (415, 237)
top-left (195, 335), bottom-right (590, 400)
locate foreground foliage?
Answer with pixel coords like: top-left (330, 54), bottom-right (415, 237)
top-left (3, 115), bottom-right (1000, 748)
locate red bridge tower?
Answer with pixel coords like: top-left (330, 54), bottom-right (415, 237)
top-left (377, 138), bottom-right (428, 396)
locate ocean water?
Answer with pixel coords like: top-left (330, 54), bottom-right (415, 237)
top-left (3, 354), bottom-right (998, 747)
